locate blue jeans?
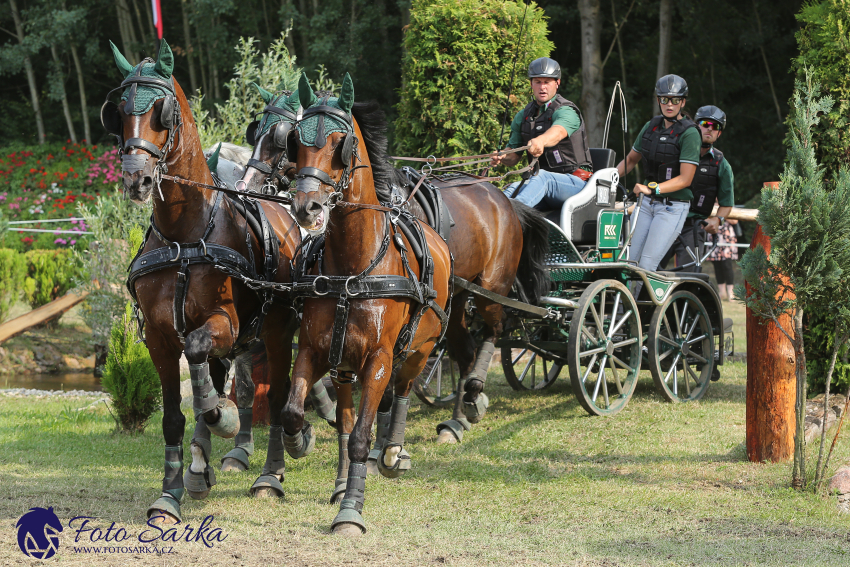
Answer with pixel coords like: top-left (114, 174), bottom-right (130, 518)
top-left (503, 170), bottom-right (587, 210)
top-left (628, 198), bottom-right (690, 272)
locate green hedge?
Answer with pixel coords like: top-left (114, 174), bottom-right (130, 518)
top-left (394, 0), bottom-right (552, 160)
top-left (0, 248), bottom-right (27, 323)
top-left (22, 249), bottom-right (82, 309)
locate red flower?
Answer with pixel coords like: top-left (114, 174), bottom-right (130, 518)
top-left (29, 168), bottom-right (36, 173)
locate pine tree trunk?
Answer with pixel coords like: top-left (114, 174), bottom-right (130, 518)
top-left (51, 44), bottom-right (78, 144)
top-left (281, 0), bottom-right (297, 57)
top-left (752, 0), bottom-right (783, 123)
top-left (261, 0), bottom-right (272, 39)
top-left (9, 0), bottom-right (45, 144)
top-left (298, 0), bottom-right (310, 62)
top-left (792, 308), bottom-right (808, 489)
top-left (132, 0), bottom-right (151, 52)
top-left (578, 0), bottom-right (604, 148)
top-left (814, 326), bottom-right (844, 491)
top-left (653, 0), bottom-right (672, 116)
top-left (181, 0), bottom-right (199, 94)
top-left (116, 0), bottom-right (140, 63)
top-left (69, 44), bottom-right (91, 143)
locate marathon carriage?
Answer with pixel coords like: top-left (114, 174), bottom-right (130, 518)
top-left (416, 148), bottom-right (732, 416)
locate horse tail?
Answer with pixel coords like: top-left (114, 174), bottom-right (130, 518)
top-left (509, 200), bottom-right (550, 306)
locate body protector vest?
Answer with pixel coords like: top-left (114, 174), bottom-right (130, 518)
top-left (519, 95), bottom-right (593, 174)
top-left (639, 115), bottom-right (699, 184)
top-left (689, 148), bottom-right (725, 217)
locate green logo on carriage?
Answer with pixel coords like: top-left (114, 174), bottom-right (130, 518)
top-left (646, 278), bottom-right (671, 301)
top-left (597, 211), bottom-right (623, 260)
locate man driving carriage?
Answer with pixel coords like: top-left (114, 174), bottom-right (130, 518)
top-left (662, 105), bottom-right (735, 272)
top-left (490, 57), bottom-right (593, 210)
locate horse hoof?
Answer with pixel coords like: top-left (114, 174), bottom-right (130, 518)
top-left (147, 510), bottom-right (179, 525)
top-left (252, 487), bottom-right (278, 499)
top-left (207, 399), bottom-right (240, 439)
top-left (186, 488), bottom-right (211, 500)
top-left (437, 430), bottom-right (458, 444)
top-left (378, 445), bottom-right (411, 479)
top-left (462, 392), bottom-right (489, 424)
top-left (220, 457), bottom-right (248, 472)
top-left (333, 523), bottom-right (365, 537)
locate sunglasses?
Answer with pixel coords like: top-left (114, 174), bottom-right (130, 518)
top-left (658, 96), bottom-right (683, 105)
top-left (698, 120), bottom-right (722, 131)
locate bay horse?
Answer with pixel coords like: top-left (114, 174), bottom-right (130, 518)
top-left (282, 73), bottom-right (452, 535)
top-left (243, 83), bottom-right (550, 457)
top-left (102, 39), bottom-right (306, 523)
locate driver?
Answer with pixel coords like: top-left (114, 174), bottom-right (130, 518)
top-left (491, 57), bottom-right (593, 210)
top-left (662, 105), bottom-right (735, 271)
top-left (615, 74), bottom-right (700, 273)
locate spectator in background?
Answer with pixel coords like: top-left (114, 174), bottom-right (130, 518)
top-left (709, 219), bottom-right (739, 300)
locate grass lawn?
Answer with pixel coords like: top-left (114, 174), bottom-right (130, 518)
top-left (1, 361), bottom-right (849, 566)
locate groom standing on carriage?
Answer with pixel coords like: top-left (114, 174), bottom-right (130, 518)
top-left (490, 57), bottom-right (594, 210)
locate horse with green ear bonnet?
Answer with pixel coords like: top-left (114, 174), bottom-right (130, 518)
top-left (101, 39), bottom-right (181, 201)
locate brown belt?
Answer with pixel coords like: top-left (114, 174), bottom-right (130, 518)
top-left (571, 168), bottom-right (592, 182)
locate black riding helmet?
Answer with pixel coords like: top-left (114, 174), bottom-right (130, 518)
top-left (694, 105), bottom-right (727, 130)
top-left (528, 57), bottom-right (561, 80)
top-left (655, 74), bottom-right (688, 98)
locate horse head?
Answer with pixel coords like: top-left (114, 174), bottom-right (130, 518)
top-left (238, 83), bottom-right (299, 194)
top-left (290, 72), bottom-right (363, 235)
top-left (101, 39), bottom-right (184, 204)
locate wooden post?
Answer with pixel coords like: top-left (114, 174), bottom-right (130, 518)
top-left (746, 182), bottom-right (796, 462)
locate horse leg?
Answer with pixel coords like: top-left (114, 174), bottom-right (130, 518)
top-left (332, 349), bottom-right (394, 536)
top-left (221, 351), bottom-right (255, 472)
top-left (461, 298), bottom-right (504, 424)
top-left (330, 381), bottom-right (355, 504)
top-left (184, 357), bottom-right (231, 499)
top-left (146, 329), bottom-right (186, 525)
top-left (378, 350), bottom-right (432, 478)
top-left (184, 320), bottom-right (240, 440)
top-left (251, 315), bottom-right (297, 498)
top-left (281, 343), bottom-right (327, 460)
top-left (308, 376), bottom-right (337, 426)
top-left (436, 293), bottom-right (478, 444)
top-left (365, 384), bottom-right (394, 475)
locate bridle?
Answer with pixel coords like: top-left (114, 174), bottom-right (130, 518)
top-left (293, 96), bottom-right (364, 208)
top-left (100, 59), bottom-right (182, 198)
top-left (242, 96), bottom-right (299, 195)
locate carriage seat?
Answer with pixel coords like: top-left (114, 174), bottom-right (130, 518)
top-left (556, 148), bottom-right (620, 245)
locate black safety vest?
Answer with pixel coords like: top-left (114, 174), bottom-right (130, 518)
top-left (690, 148), bottom-right (725, 217)
top-left (639, 115), bottom-right (699, 184)
top-left (519, 95), bottom-right (593, 174)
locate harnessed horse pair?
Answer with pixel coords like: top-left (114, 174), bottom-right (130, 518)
top-left (104, 38), bottom-right (548, 534)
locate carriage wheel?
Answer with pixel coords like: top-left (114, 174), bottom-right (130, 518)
top-left (501, 319), bottom-right (562, 390)
top-left (412, 346), bottom-right (458, 408)
top-left (648, 290), bottom-right (714, 402)
top-left (568, 279), bottom-right (642, 416)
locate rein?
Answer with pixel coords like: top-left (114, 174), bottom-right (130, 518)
top-left (161, 174), bottom-right (294, 206)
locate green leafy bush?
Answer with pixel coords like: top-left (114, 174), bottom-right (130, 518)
top-left (792, 0), bottom-right (850, 395)
top-left (394, 0), bottom-right (553, 161)
top-left (74, 192), bottom-right (150, 372)
top-left (0, 248), bottom-right (26, 323)
top-left (23, 249), bottom-right (82, 308)
top-left (102, 302), bottom-right (161, 433)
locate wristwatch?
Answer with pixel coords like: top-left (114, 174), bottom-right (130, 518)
top-left (648, 182), bottom-right (659, 194)
top-left (717, 216), bottom-right (726, 224)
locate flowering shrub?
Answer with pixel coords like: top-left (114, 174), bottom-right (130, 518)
top-left (0, 141), bottom-right (119, 251)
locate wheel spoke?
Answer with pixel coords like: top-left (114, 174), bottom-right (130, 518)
top-left (512, 348), bottom-right (529, 366)
top-left (423, 348), bottom-right (445, 387)
top-left (582, 354), bottom-right (598, 383)
top-left (682, 360), bottom-right (691, 395)
top-left (611, 292), bottom-right (622, 332)
top-left (685, 359), bottom-right (700, 384)
top-left (601, 364), bottom-right (611, 408)
top-left (673, 302), bottom-right (683, 337)
top-left (608, 356), bottom-right (623, 395)
top-left (590, 303), bottom-right (606, 340)
top-left (662, 313), bottom-right (676, 341)
top-left (665, 352), bottom-right (682, 383)
top-left (609, 309), bottom-right (634, 336)
top-left (592, 355), bottom-right (608, 401)
top-left (689, 351), bottom-right (708, 364)
top-left (611, 337), bottom-right (638, 349)
top-left (611, 353), bottom-right (636, 373)
top-left (518, 352), bottom-right (538, 384)
top-left (659, 335), bottom-right (678, 348)
top-left (673, 365), bottom-right (678, 396)
top-left (658, 348), bottom-right (674, 362)
top-left (686, 333), bottom-right (708, 345)
top-left (580, 346), bottom-right (607, 358)
top-left (679, 301), bottom-right (690, 336)
top-left (581, 326), bottom-right (598, 342)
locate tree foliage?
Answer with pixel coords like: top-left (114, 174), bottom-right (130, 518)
top-left (394, 0), bottom-right (553, 160)
top-left (102, 301), bottom-right (161, 434)
top-left (736, 74), bottom-right (850, 489)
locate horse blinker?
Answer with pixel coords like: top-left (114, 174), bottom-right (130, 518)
top-left (101, 101), bottom-right (122, 137)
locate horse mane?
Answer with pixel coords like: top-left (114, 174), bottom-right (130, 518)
top-left (351, 101), bottom-right (406, 204)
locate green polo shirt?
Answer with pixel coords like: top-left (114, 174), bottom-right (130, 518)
top-left (505, 101), bottom-right (581, 149)
top-left (687, 148), bottom-right (735, 219)
top-left (632, 119), bottom-right (701, 201)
